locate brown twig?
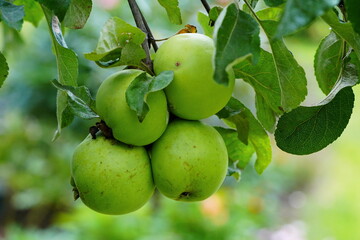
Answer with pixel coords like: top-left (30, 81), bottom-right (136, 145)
top-left (139, 8), bottom-right (158, 51)
top-left (128, 0), bottom-right (153, 70)
top-left (201, 0), bottom-right (211, 13)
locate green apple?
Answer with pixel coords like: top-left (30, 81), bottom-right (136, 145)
top-left (151, 120), bottom-right (228, 201)
top-left (153, 33), bottom-right (235, 120)
top-left (71, 134), bottom-right (154, 215)
top-left (96, 69), bottom-right (169, 146)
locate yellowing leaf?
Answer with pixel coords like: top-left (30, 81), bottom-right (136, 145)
top-left (176, 24), bottom-right (197, 34)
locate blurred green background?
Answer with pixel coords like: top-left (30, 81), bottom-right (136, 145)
top-left (1, 0), bottom-right (360, 239)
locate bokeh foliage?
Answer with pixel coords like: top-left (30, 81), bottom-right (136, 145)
top-left (1, 1), bottom-right (360, 239)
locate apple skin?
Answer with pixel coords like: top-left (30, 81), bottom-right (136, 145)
top-left (151, 120), bottom-right (228, 202)
top-left (71, 134), bottom-right (154, 215)
top-left (153, 33), bottom-right (235, 120)
top-left (96, 69), bottom-right (169, 146)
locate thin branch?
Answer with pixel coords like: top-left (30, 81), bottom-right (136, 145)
top-left (128, 0), bottom-right (152, 71)
top-left (201, 0), bottom-right (211, 13)
top-left (139, 8), bottom-right (158, 51)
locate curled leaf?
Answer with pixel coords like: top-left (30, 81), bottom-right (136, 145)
top-left (217, 97), bottom-right (271, 174)
top-left (214, 3), bottom-right (260, 85)
top-left (52, 80), bottom-right (98, 120)
top-left (275, 52), bottom-right (359, 155)
top-left (126, 71), bottom-right (174, 122)
top-left (84, 17), bottom-right (146, 69)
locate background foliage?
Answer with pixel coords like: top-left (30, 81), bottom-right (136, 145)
top-left (1, 0), bottom-right (360, 239)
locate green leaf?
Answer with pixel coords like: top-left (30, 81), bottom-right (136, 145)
top-left (323, 50), bottom-right (360, 103)
top-left (217, 97), bottom-right (249, 144)
top-left (216, 96), bottom-right (242, 118)
top-left (197, 12), bottom-right (213, 37)
top-left (275, 87), bottom-right (354, 155)
top-left (243, 0), bottom-right (258, 14)
top-left (322, 10), bottom-right (360, 60)
top-left (126, 71), bottom-right (174, 122)
top-left (261, 20), bottom-right (307, 111)
top-left (229, 113), bottom-right (250, 145)
top-left (0, 51), bottom-right (9, 88)
top-left (213, 3), bottom-right (260, 85)
top-left (14, 0), bottom-right (43, 27)
top-left (249, 0), bottom-right (259, 8)
top-left (157, 0), bottom-right (182, 25)
top-left (227, 165), bottom-right (242, 182)
top-left (0, 0), bottom-right (24, 30)
top-left (217, 97), bottom-right (272, 174)
top-left (63, 0), bottom-right (92, 29)
top-left (256, 7), bottom-right (282, 21)
top-left (264, 0), bottom-right (285, 7)
top-left (53, 91), bottom-right (74, 140)
top-left (274, 0), bottom-right (339, 38)
top-left (84, 17), bottom-right (146, 69)
top-left (314, 31), bottom-right (344, 95)
top-left (345, 0), bottom-right (360, 35)
top-left (215, 127), bottom-right (255, 170)
top-left (43, 7), bottom-right (78, 140)
top-left (275, 52), bottom-right (359, 155)
top-left (36, 0), bottom-right (70, 21)
top-left (233, 49), bottom-right (282, 131)
top-left (255, 94), bottom-right (277, 132)
top-left (209, 6), bottom-right (223, 22)
top-left (45, 14), bottom-right (78, 86)
top-left (51, 80), bottom-right (98, 119)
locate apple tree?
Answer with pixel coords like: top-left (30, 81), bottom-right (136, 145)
top-left (0, 0), bottom-right (359, 214)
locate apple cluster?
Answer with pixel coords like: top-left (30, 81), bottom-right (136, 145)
top-left (71, 33), bottom-right (235, 215)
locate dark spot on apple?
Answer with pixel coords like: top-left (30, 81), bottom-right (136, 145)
top-left (100, 191), bottom-right (104, 195)
top-left (175, 61), bottom-right (181, 67)
top-left (179, 192), bottom-right (191, 198)
top-left (168, 103), bottom-right (176, 112)
top-left (193, 145), bottom-right (196, 148)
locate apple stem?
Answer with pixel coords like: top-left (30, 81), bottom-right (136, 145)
top-left (128, 0), bottom-right (158, 74)
top-left (89, 126), bottom-right (99, 139)
top-left (95, 120), bottom-right (114, 139)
